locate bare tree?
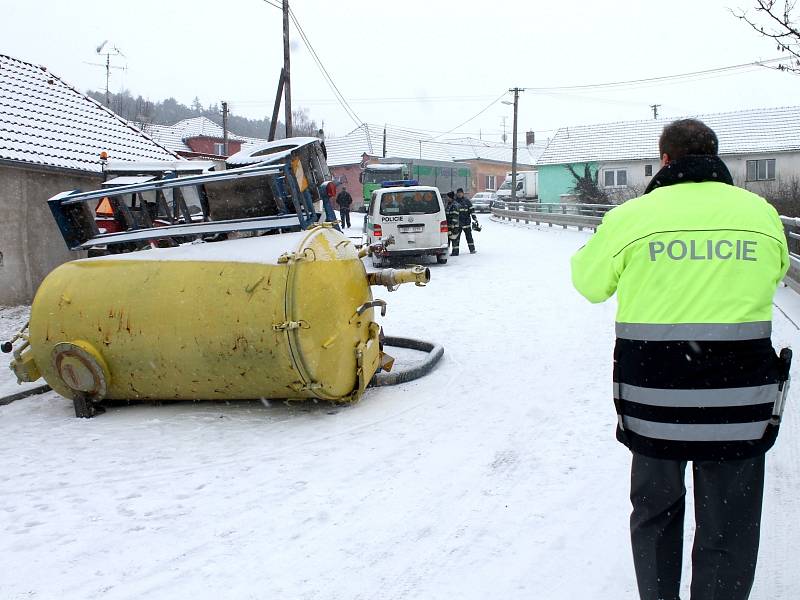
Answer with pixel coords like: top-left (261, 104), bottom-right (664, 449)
top-left (733, 1), bottom-right (800, 72)
top-left (566, 164), bottom-right (608, 203)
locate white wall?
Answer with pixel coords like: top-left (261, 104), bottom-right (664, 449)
top-left (594, 152), bottom-right (800, 202)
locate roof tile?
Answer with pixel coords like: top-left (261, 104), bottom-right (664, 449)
top-left (537, 106), bottom-right (800, 165)
top-left (0, 53), bottom-right (178, 172)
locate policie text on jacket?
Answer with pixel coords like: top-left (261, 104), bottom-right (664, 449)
top-left (649, 238), bottom-right (757, 261)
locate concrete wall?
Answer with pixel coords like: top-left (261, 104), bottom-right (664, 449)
top-left (0, 164), bottom-right (98, 305)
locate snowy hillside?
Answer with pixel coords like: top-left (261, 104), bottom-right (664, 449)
top-left (2, 217), bottom-right (799, 599)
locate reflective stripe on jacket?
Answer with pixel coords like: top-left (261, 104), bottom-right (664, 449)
top-left (571, 180), bottom-right (789, 460)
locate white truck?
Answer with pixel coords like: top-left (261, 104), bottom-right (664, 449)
top-left (496, 170), bottom-right (538, 202)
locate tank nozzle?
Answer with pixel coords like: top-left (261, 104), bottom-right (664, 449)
top-left (367, 266), bottom-right (430, 291)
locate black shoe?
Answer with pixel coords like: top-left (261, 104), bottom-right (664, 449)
top-left (451, 251), bottom-right (459, 256)
top-left (470, 249), bottom-right (477, 254)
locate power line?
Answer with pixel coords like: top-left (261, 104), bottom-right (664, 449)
top-left (287, 7), bottom-right (363, 129)
top-left (428, 91), bottom-right (509, 140)
top-left (233, 94), bottom-right (498, 106)
top-left (522, 57), bottom-right (790, 93)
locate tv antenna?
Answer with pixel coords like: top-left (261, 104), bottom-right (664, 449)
top-left (85, 41), bottom-right (126, 106)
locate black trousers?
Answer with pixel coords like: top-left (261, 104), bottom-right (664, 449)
top-left (339, 207), bottom-right (351, 228)
top-left (630, 453), bottom-right (765, 600)
top-left (451, 226), bottom-right (475, 254)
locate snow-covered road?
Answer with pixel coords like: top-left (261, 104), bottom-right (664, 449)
top-left (2, 217), bottom-right (800, 599)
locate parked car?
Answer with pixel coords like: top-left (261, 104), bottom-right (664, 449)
top-left (471, 191), bottom-right (497, 213)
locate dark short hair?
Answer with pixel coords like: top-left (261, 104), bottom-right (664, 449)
top-left (446, 191), bottom-right (455, 198)
top-left (456, 188), bottom-right (464, 193)
top-left (659, 119), bottom-right (718, 160)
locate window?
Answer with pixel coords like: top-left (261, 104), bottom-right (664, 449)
top-left (746, 159), bottom-right (776, 181)
top-left (603, 169), bottom-right (628, 187)
top-left (645, 164), bottom-right (653, 177)
top-left (484, 175), bottom-right (496, 190)
top-left (213, 142), bottom-right (226, 155)
top-left (380, 191), bottom-right (440, 215)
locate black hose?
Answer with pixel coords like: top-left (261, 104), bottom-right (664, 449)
top-left (371, 336), bottom-right (444, 387)
top-left (0, 384), bottom-right (52, 406)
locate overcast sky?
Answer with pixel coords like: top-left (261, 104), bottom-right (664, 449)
top-left (5, 0), bottom-right (800, 145)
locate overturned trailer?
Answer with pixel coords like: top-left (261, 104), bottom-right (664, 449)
top-left (4, 139), bottom-right (442, 417)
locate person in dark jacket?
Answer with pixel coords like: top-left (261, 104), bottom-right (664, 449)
top-left (445, 191), bottom-right (462, 255)
top-left (335, 185), bottom-right (353, 228)
top-left (571, 119), bottom-right (789, 600)
top-left (454, 188), bottom-right (478, 254)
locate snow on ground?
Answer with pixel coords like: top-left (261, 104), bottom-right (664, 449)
top-left (2, 217), bottom-right (800, 599)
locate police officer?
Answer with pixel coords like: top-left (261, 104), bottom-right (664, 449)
top-left (571, 119), bottom-right (789, 600)
top-left (455, 188), bottom-right (478, 254)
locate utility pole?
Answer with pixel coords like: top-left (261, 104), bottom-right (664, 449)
top-left (282, 0), bottom-right (292, 137)
top-left (501, 116), bottom-right (508, 144)
top-left (650, 104), bottom-right (661, 119)
top-left (268, 69), bottom-right (286, 141)
top-left (222, 101), bottom-right (229, 156)
top-left (382, 125), bottom-right (387, 158)
top-left (509, 87), bottom-right (524, 202)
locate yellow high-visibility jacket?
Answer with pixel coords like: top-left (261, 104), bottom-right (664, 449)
top-left (572, 180), bottom-right (789, 460)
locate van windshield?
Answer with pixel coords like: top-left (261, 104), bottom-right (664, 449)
top-left (380, 191), bottom-right (439, 215)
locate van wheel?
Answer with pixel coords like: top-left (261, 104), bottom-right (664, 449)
top-left (436, 255), bottom-right (448, 264)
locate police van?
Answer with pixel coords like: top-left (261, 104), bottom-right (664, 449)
top-left (364, 182), bottom-right (449, 267)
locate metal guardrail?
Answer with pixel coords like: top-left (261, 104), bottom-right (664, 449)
top-left (490, 201), bottom-right (615, 231)
top-left (492, 202), bottom-right (800, 290)
top-left (780, 215), bottom-right (800, 292)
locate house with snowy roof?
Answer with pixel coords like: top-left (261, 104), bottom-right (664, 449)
top-left (140, 116), bottom-right (267, 161)
top-left (0, 53), bottom-right (180, 304)
top-left (447, 136), bottom-right (547, 193)
top-left (324, 124), bottom-right (543, 207)
top-left (535, 106), bottom-right (800, 204)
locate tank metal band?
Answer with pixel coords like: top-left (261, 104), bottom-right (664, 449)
top-left (621, 416), bottom-right (769, 441)
top-left (615, 383), bottom-right (779, 408)
top-left (615, 321), bottom-right (772, 341)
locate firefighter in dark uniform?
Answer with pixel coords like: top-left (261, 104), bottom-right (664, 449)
top-left (445, 191), bottom-right (461, 255)
top-left (571, 119), bottom-right (790, 600)
top-left (454, 187), bottom-right (479, 254)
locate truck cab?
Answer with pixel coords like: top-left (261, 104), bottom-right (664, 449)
top-left (364, 183), bottom-right (449, 267)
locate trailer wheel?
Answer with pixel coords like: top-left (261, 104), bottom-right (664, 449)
top-left (436, 255), bottom-right (447, 264)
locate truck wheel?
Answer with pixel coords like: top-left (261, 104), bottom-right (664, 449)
top-left (436, 255), bottom-right (448, 264)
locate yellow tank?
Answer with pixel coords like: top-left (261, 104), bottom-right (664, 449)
top-left (12, 225), bottom-right (425, 408)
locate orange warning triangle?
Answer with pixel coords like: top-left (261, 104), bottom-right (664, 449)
top-left (96, 197), bottom-right (113, 215)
